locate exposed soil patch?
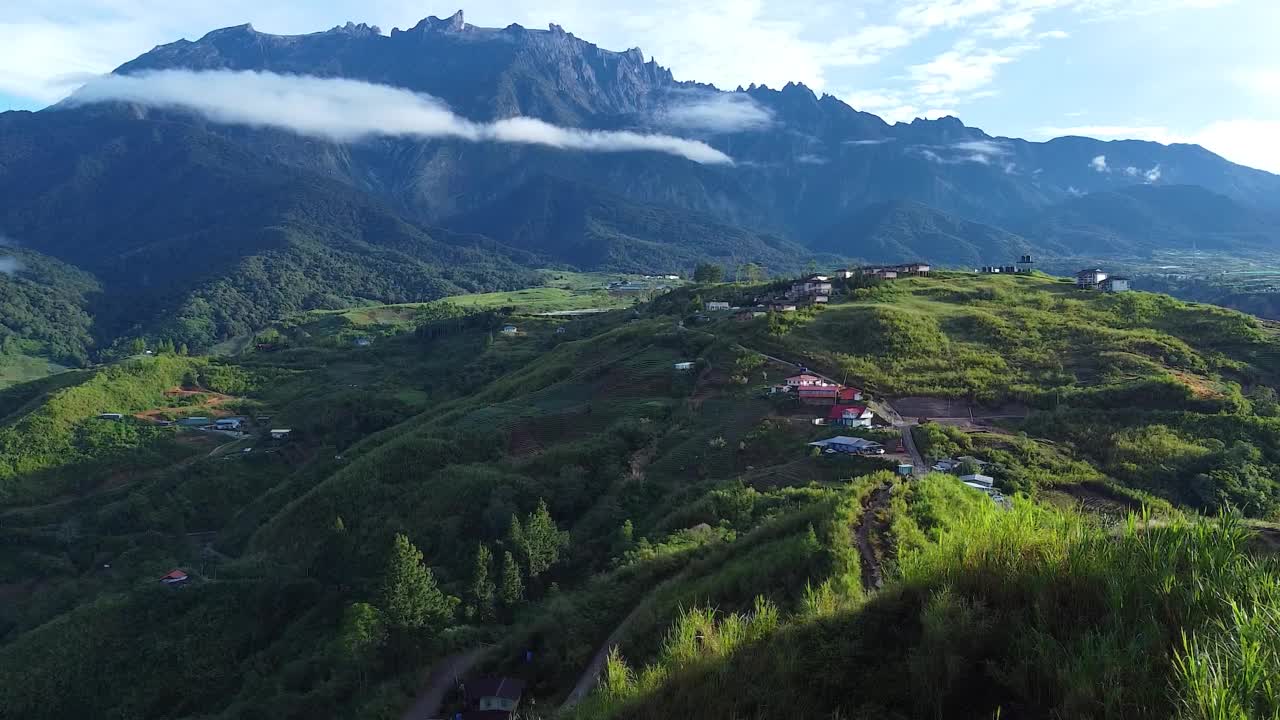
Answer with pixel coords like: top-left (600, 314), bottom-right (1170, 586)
top-left (507, 424), bottom-right (544, 458)
top-left (132, 387), bottom-right (238, 422)
top-left (890, 396), bottom-right (1028, 421)
top-left (1045, 481), bottom-right (1143, 516)
top-left (856, 482), bottom-right (894, 591)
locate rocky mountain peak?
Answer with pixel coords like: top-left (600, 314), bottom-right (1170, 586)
top-left (327, 21), bottom-right (381, 37)
top-left (407, 10), bottom-right (466, 34)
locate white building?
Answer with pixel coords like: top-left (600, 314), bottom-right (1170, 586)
top-left (673, 361), bottom-right (695, 371)
top-left (705, 301), bottom-right (731, 311)
top-left (1102, 277), bottom-right (1131, 292)
top-left (1076, 268), bottom-right (1108, 289)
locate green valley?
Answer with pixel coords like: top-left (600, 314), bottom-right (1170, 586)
top-left (0, 270), bottom-right (1277, 720)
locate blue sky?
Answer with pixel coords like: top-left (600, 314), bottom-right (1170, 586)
top-left (3, 0), bottom-right (1277, 172)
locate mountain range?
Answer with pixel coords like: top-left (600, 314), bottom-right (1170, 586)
top-left (3, 10), bottom-right (1280, 356)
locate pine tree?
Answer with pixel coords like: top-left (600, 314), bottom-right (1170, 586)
top-left (500, 550), bottom-right (524, 608)
top-left (470, 543), bottom-right (496, 621)
top-left (519, 499), bottom-right (566, 578)
top-left (381, 534), bottom-right (455, 633)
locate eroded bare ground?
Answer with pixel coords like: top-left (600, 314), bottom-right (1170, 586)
top-left (856, 482), bottom-right (894, 591)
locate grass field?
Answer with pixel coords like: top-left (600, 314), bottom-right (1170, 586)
top-left (0, 354), bottom-right (68, 390)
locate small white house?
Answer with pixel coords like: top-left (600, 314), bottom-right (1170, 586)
top-left (353, 337), bottom-right (372, 347)
top-left (673, 361), bottom-right (695, 371)
top-left (97, 413), bottom-right (124, 421)
top-left (1102, 277), bottom-right (1131, 292)
top-left (270, 429), bottom-right (292, 441)
top-left (959, 473), bottom-right (995, 488)
top-left (705, 301), bottom-right (731, 311)
top-left (214, 418), bottom-right (242, 431)
top-left (501, 325), bottom-right (518, 335)
top-left (808, 436), bottom-right (883, 454)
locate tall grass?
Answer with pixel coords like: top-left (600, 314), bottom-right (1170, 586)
top-left (574, 473), bottom-right (1280, 720)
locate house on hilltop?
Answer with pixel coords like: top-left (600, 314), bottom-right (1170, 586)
top-left (827, 405), bottom-right (874, 427)
top-left (808, 436), bottom-right (883, 454)
top-left (1076, 268), bottom-right (1108, 289)
top-left (786, 373), bottom-right (828, 388)
top-left (705, 301), bottom-right (731, 311)
top-left (799, 385), bottom-right (840, 405)
top-left (1102, 276), bottom-right (1131, 292)
top-left (789, 275), bottom-right (832, 298)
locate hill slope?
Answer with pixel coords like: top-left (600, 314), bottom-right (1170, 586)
top-left (0, 272), bottom-right (1278, 720)
top-left (811, 200), bottom-right (1052, 265)
top-left (0, 109), bottom-right (536, 350)
top-left (445, 175), bottom-right (811, 271)
top-left (1022, 184), bottom-right (1280, 255)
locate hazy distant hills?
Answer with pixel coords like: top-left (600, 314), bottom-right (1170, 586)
top-left (2, 10), bottom-right (1280, 353)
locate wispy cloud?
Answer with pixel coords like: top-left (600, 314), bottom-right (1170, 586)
top-left (1090, 154), bottom-right (1109, 172)
top-left (950, 139), bottom-right (1012, 155)
top-left (843, 138), bottom-right (896, 145)
top-left (659, 91), bottom-right (773, 133)
top-left (0, 238), bottom-right (20, 276)
top-left (67, 69), bottom-right (734, 165)
top-left (795, 153), bottom-right (828, 164)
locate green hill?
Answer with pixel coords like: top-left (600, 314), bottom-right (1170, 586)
top-left (0, 272), bottom-right (1277, 720)
top-left (811, 199), bottom-right (1053, 266)
top-left (443, 175), bottom-right (814, 273)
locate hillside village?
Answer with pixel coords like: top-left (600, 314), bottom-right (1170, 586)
top-left (4, 260), bottom-right (1276, 720)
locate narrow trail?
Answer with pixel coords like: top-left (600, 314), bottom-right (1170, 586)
top-left (400, 646), bottom-right (491, 720)
top-left (856, 482), bottom-right (894, 591)
top-left (559, 572), bottom-right (686, 714)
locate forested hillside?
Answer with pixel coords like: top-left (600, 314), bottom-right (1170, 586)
top-left (0, 271), bottom-right (1277, 719)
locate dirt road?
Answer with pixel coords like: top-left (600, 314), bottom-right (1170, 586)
top-left (401, 647), bottom-right (490, 720)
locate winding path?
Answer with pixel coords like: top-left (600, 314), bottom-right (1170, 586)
top-left (400, 647), bottom-right (491, 720)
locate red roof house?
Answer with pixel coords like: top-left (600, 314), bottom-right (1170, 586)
top-left (838, 387), bottom-right (864, 402)
top-left (827, 405), bottom-right (874, 427)
top-left (798, 385), bottom-right (840, 404)
top-left (160, 569), bottom-right (189, 585)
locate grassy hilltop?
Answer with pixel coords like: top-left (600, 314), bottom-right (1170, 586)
top-left (0, 270), bottom-right (1277, 720)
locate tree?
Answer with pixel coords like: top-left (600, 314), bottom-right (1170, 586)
top-left (500, 550), bottom-right (524, 608)
top-left (469, 543), bottom-right (497, 621)
top-left (177, 343), bottom-right (189, 356)
top-left (693, 263), bottom-right (724, 284)
top-left (381, 534), bottom-right (456, 633)
top-left (335, 602), bottom-right (385, 687)
top-left (739, 263), bottom-right (765, 284)
top-left (516, 499), bottom-right (566, 578)
top-left (129, 337), bottom-right (146, 354)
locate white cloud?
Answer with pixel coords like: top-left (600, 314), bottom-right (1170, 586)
top-left (843, 138), bottom-right (896, 145)
top-left (795, 153), bottom-right (829, 164)
top-left (1037, 29), bottom-right (1070, 39)
top-left (950, 139), bottom-right (1013, 155)
top-left (1039, 121), bottom-right (1280, 174)
top-left (659, 91), bottom-right (773, 133)
top-left (1144, 164), bottom-right (1162, 182)
top-left (68, 69), bottom-right (734, 164)
top-left (1124, 166), bottom-right (1140, 176)
top-left (1090, 154), bottom-right (1109, 172)
top-left (908, 40), bottom-right (1021, 100)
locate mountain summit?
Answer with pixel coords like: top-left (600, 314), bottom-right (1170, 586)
top-left (1, 13), bottom-right (1279, 354)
